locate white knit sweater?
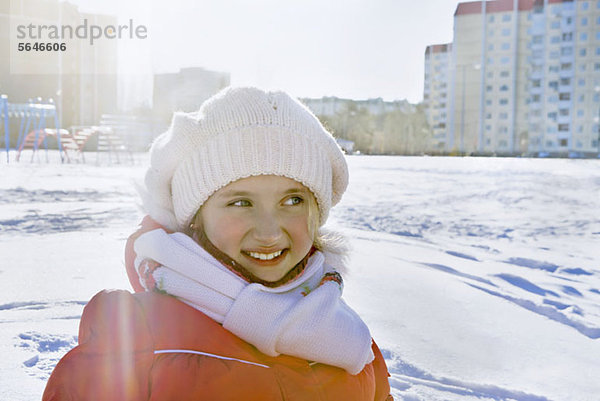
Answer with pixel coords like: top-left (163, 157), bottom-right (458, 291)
top-left (133, 229), bottom-right (374, 375)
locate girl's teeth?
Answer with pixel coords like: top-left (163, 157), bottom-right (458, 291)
top-left (248, 250), bottom-right (283, 260)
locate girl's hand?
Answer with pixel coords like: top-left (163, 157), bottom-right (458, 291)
top-left (125, 216), bottom-right (170, 292)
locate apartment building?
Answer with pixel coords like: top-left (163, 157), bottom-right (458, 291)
top-left (425, 0), bottom-right (600, 157)
top-left (0, 0), bottom-right (118, 128)
top-left (424, 43), bottom-right (452, 151)
top-left (153, 67), bottom-right (230, 123)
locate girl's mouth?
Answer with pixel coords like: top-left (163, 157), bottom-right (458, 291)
top-left (242, 249), bottom-right (287, 263)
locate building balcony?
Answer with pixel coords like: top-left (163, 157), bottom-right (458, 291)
top-left (558, 69), bottom-right (574, 78)
top-left (529, 87), bottom-right (543, 95)
top-left (558, 82), bottom-right (572, 90)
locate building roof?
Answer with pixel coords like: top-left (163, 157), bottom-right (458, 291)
top-left (425, 43), bottom-right (452, 55)
top-left (455, 0), bottom-right (565, 16)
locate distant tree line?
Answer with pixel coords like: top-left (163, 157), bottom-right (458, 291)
top-left (317, 102), bottom-right (432, 155)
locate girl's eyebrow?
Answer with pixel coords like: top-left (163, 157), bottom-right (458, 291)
top-left (283, 187), bottom-right (309, 194)
top-left (217, 190), bottom-right (251, 198)
top-left (217, 187), bottom-right (308, 198)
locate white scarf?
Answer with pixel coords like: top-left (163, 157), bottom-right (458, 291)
top-left (133, 229), bottom-right (374, 375)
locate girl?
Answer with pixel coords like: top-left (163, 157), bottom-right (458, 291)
top-left (43, 87), bottom-right (392, 401)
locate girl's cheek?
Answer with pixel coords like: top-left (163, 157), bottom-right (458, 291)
top-left (219, 215), bottom-right (251, 236)
top-left (284, 215), bottom-right (311, 236)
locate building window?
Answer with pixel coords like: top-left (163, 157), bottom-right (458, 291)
top-left (551, 35), bottom-right (560, 44)
top-left (597, 32), bottom-right (600, 40)
top-left (499, 98), bottom-right (509, 105)
top-left (486, 85), bottom-right (493, 92)
top-left (579, 78), bottom-right (586, 86)
top-left (579, 94), bottom-right (585, 102)
top-left (500, 70), bottom-right (510, 77)
top-left (595, 63), bottom-right (600, 71)
top-left (559, 109), bottom-right (569, 116)
top-left (558, 124), bottom-right (569, 131)
top-left (502, 28), bottom-right (511, 36)
top-left (550, 81), bottom-right (559, 90)
top-left (500, 85), bottom-right (509, 91)
top-left (533, 35), bottom-right (544, 44)
top-left (580, 32), bottom-right (588, 41)
top-left (549, 65), bottom-right (559, 73)
top-left (501, 42), bottom-right (510, 50)
top-left (562, 32), bottom-right (573, 42)
top-left (532, 79), bottom-right (541, 88)
top-left (561, 47), bottom-right (574, 56)
top-left (580, 48), bottom-right (587, 56)
top-left (489, 15), bottom-right (495, 22)
top-left (488, 44), bottom-right (495, 51)
top-left (582, 17), bottom-right (589, 26)
top-left (551, 21), bottom-right (560, 29)
top-left (559, 92), bottom-right (570, 100)
top-left (502, 14), bottom-right (511, 22)
top-left (548, 112), bottom-right (558, 121)
top-left (582, 1), bottom-right (589, 10)
top-left (532, 94), bottom-right (541, 102)
top-left (561, 62), bottom-right (572, 70)
top-left (501, 57), bottom-right (510, 64)
top-left (577, 109), bottom-right (584, 117)
top-left (499, 112), bottom-right (509, 119)
top-left (559, 139), bottom-right (568, 147)
top-left (597, 47), bottom-right (600, 55)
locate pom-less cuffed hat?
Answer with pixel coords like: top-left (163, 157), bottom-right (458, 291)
top-left (141, 86), bottom-right (349, 232)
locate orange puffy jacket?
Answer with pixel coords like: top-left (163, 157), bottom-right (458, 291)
top-left (43, 289), bottom-right (392, 400)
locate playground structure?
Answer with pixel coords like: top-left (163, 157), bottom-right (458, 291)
top-left (0, 94), bottom-right (136, 164)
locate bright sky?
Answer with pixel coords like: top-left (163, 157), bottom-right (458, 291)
top-left (68, 0), bottom-right (462, 106)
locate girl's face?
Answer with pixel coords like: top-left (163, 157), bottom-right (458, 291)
top-left (199, 175), bottom-right (316, 282)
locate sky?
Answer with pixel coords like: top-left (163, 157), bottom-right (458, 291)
top-left (67, 0), bottom-right (462, 106)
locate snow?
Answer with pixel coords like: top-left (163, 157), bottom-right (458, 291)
top-left (1, 152), bottom-right (599, 401)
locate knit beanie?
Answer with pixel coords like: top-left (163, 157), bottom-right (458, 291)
top-left (141, 86), bottom-right (349, 232)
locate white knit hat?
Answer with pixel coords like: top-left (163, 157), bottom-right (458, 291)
top-left (141, 86), bottom-right (349, 232)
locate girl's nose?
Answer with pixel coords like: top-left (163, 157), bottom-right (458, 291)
top-left (252, 211), bottom-right (283, 244)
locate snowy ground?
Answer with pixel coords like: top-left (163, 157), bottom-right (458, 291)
top-left (1, 151), bottom-right (599, 401)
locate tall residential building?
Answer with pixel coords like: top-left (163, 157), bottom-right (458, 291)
top-left (424, 43), bottom-right (452, 151)
top-left (0, 0), bottom-right (118, 129)
top-left (425, 0), bottom-right (600, 157)
top-left (153, 67), bottom-right (230, 123)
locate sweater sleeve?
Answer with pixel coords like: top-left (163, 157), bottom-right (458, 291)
top-left (42, 290), bottom-right (155, 401)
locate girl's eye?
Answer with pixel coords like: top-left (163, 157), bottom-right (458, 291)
top-left (283, 196), bottom-right (304, 206)
top-left (229, 199), bottom-right (252, 207)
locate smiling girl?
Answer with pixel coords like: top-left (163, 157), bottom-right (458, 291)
top-left (43, 87), bottom-right (392, 401)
